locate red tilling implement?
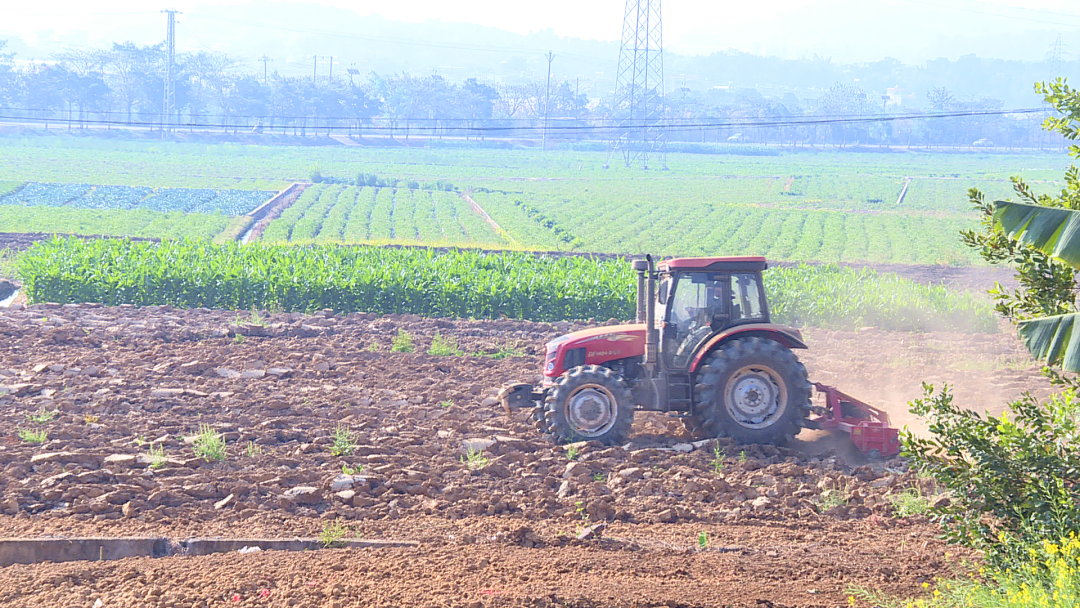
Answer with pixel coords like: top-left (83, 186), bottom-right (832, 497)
top-left (806, 383), bottom-right (900, 457)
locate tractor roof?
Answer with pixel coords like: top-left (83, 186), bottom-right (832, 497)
top-left (659, 256), bottom-right (767, 272)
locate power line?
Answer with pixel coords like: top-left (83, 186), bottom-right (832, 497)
top-left (1, 106), bottom-right (1048, 124)
top-left (0, 106), bottom-right (1050, 135)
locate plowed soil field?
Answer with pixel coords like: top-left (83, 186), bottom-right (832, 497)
top-left (0, 304), bottom-right (1051, 607)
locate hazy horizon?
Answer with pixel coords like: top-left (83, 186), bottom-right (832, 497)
top-left (3, 0), bottom-right (1080, 66)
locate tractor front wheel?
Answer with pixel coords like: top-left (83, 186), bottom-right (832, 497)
top-left (542, 365), bottom-right (634, 445)
top-left (694, 337), bottom-right (811, 445)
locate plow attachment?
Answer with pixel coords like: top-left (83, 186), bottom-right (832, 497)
top-left (805, 383), bottom-right (901, 458)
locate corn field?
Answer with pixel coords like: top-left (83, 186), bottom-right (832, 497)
top-left (18, 237), bottom-right (634, 322)
top-left (18, 237), bottom-right (996, 331)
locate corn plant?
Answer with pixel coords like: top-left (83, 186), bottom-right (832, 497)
top-left (17, 233), bottom-right (995, 333)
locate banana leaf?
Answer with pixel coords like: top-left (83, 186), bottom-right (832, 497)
top-left (993, 201), bottom-right (1080, 371)
top-left (1017, 313), bottom-right (1080, 372)
top-left (993, 200), bottom-right (1080, 267)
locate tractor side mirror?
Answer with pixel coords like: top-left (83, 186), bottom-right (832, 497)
top-left (657, 280), bottom-right (669, 305)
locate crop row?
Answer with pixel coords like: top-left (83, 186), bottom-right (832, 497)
top-left (476, 189), bottom-right (981, 264)
top-left (0, 182), bottom-right (273, 216)
top-left (259, 184), bottom-right (506, 247)
top-left (19, 237), bottom-right (996, 332)
top-left (0, 207), bottom-right (232, 241)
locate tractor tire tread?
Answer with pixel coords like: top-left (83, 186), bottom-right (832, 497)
top-left (541, 364), bottom-right (634, 445)
top-left (694, 337), bottom-right (811, 445)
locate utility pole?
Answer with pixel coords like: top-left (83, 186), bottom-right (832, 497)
top-left (161, 9), bottom-right (181, 133)
top-left (259, 55), bottom-right (272, 83)
top-left (312, 55), bottom-right (318, 83)
top-left (542, 51), bottom-right (555, 152)
top-left (327, 55), bottom-right (334, 83)
top-left (347, 64), bottom-right (359, 85)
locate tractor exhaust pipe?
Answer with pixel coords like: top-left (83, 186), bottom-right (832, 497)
top-left (644, 255), bottom-right (658, 370)
top-left (631, 255), bottom-right (658, 371)
top-left (633, 257), bottom-right (648, 323)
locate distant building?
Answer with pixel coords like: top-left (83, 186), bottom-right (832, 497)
top-left (885, 87), bottom-right (905, 107)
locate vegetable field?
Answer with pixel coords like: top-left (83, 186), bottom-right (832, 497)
top-left (0, 136), bottom-right (1068, 263)
top-left (0, 182), bottom-right (274, 215)
top-left (260, 184), bottom-right (507, 247)
top-left (0, 207), bottom-right (233, 240)
top-left (473, 188), bottom-right (980, 264)
top-left (19, 237), bottom-right (996, 332)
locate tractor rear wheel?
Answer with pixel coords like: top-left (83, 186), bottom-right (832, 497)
top-left (542, 365), bottom-right (634, 445)
top-left (693, 337), bottom-right (811, 445)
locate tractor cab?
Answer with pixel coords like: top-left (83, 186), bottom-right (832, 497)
top-left (656, 257), bottom-right (770, 371)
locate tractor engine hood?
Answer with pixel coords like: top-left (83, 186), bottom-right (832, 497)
top-left (543, 324), bottom-right (646, 381)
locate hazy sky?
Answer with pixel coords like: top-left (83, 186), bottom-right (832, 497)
top-left (5, 0), bottom-right (1080, 62)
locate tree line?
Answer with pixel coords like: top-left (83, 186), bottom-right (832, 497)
top-left (0, 40), bottom-right (1063, 150)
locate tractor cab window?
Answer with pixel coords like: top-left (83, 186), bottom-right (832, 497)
top-left (666, 272), bottom-right (725, 369)
top-left (730, 273), bottom-right (765, 321)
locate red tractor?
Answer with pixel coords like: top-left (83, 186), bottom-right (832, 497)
top-left (500, 255), bottom-right (899, 457)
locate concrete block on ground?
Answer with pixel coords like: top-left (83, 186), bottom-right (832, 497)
top-left (0, 537), bottom-right (170, 567)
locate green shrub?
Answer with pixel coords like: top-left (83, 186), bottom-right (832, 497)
top-left (18, 429), bottom-right (47, 444)
top-left (193, 424), bottom-right (227, 462)
top-left (330, 425), bottom-right (356, 457)
top-left (391, 329), bottom-right (414, 353)
top-left (904, 384), bottom-right (1080, 570)
top-left (428, 333), bottom-right (463, 356)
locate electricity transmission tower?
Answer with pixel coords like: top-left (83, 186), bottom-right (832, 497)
top-left (1048, 34), bottom-right (1067, 82)
top-left (161, 9), bottom-right (181, 133)
top-left (607, 0), bottom-right (665, 169)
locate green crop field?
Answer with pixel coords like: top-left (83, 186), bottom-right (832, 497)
top-left (0, 136), bottom-right (1068, 264)
top-left (19, 236), bottom-right (996, 332)
top-left (260, 183), bottom-right (506, 247)
top-left (0, 182), bottom-right (274, 215)
top-left (0, 206), bottom-right (233, 240)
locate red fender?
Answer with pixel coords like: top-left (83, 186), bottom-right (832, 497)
top-left (688, 323), bottom-right (807, 373)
